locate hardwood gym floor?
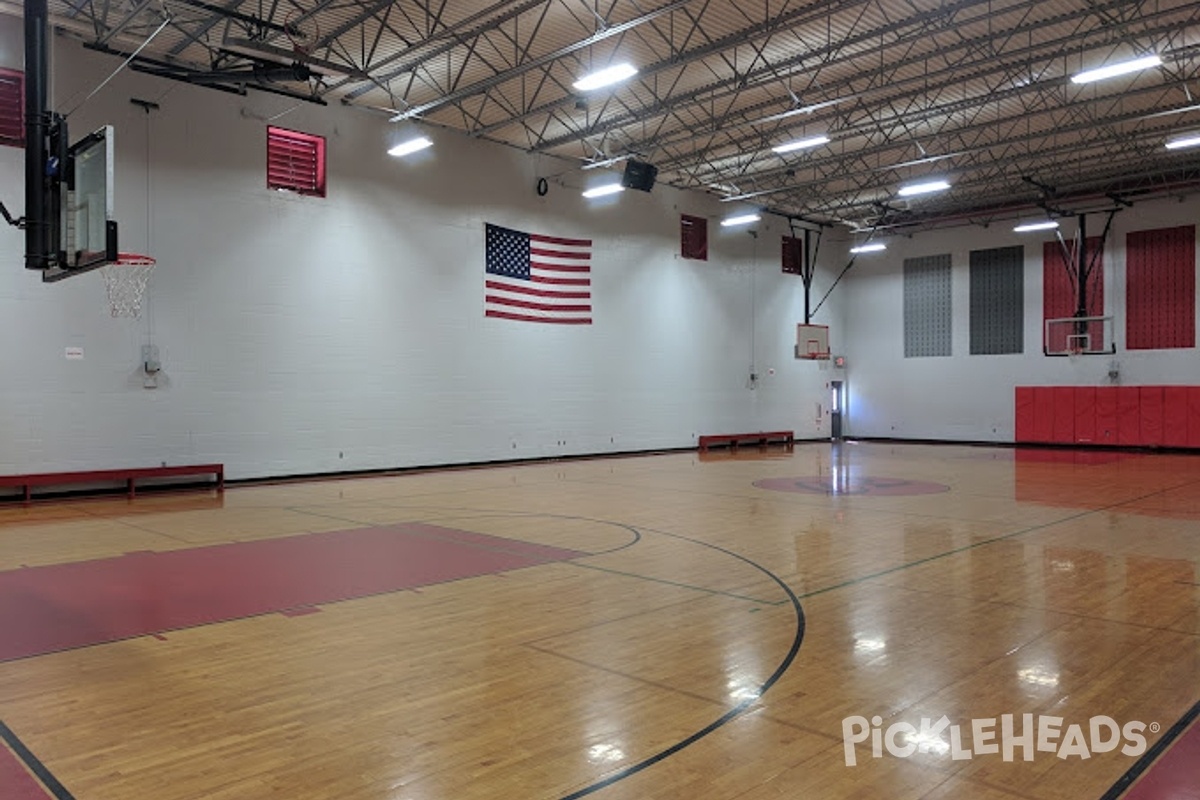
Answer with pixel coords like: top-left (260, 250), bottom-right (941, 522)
top-left (0, 442), bottom-right (1197, 800)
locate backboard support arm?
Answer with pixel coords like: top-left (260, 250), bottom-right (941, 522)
top-left (0, 202), bottom-right (24, 228)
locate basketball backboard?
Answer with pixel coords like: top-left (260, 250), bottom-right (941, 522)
top-left (1044, 315), bottom-right (1115, 356)
top-left (39, 124), bottom-right (118, 282)
top-left (66, 125), bottom-right (116, 266)
top-left (795, 323), bottom-right (831, 360)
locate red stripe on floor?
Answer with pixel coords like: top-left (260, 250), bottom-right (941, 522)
top-left (0, 523), bottom-right (583, 663)
top-left (1123, 719), bottom-right (1200, 800)
top-left (0, 743), bottom-right (50, 799)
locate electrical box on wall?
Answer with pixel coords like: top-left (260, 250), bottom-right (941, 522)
top-left (142, 344), bottom-right (161, 389)
top-left (142, 344), bottom-right (160, 374)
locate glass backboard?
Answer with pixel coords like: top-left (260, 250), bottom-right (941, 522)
top-left (64, 124), bottom-right (115, 268)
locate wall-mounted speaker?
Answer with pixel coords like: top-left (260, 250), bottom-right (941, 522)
top-left (621, 160), bottom-right (658, 192)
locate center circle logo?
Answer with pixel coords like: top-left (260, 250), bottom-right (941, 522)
top-left (753, 476), bottom-right (950, 496)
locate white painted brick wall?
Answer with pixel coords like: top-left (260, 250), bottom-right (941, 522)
top-left (0, 20), bottom-right (842, 478)
top-left (845, 200), bottom-right (1200, 442)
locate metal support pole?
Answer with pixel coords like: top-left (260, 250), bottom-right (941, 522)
top-left (24, 0), bottom-right (51, 269)
top-left (1076, 213), bottom-right (1088, 319)
top-left (803, 228), bottom-right (812, 324)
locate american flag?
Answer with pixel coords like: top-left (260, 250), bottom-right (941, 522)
top-left (485, 223), bottom-right (592, 325)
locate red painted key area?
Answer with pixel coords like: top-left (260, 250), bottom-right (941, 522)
top-left (1122, 720), bottom-right (1200, 800)
top-left (0, 744), bottom-right (51, 799)
top-left (0, 523), bottom-right (583, 663)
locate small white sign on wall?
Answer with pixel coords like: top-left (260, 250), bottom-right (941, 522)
top-left (65, 347), bottom-right (84, 360)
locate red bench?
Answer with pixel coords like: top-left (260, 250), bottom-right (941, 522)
top-left (0, 464), bottom-right (225, 504)
top-left (698, 431), bottom-right (794, 453)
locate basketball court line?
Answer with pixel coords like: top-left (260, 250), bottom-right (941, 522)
top-left (70, 513), bottom-right (207, 545)
top-left (517, 593), bottom-right (711, 651)
top-left (522, 638), bottom-right (806, 724)
top-left (780, 475), bottom-right (1200, 603)
top-left (0, 720), bottom-right (73, 800)
top-left (552, 527), bottom-right (806, 800)
top-left (567, 561), bottom-right (786, 605)
top-left (1101, 699), bottom-right (1200, 800)
top-left (305, 506), bottom-right (790, 604)
top-left (285, 507), bottom-right (647, 556)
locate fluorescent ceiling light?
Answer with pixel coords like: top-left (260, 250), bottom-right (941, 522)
top-left (582, 182), bottom-right (625, 198)
top-left (1071, 54), bottom-right (1161, 84)
top-left (750, 97), bottom-right (851, 125)
top-left (721, 213), bottom-right (760, 227)
top-left (1013, 220), bottom-right (1060, 232)
top-left (771, 135), bottom-right (830, 154)
top-left (850, 243), bottom-right (886, 253)
top-left (1166, 133), bottom-right (1200, 150)
top-left (898, 179), bottom-right (950, 197)
top-left (388, 136), bottom-right (433, 157)
top-left (573, 63), bottom-right (638, 91)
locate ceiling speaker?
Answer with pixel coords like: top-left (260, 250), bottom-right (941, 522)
top-left (621, 160), bottom-right (658, 192)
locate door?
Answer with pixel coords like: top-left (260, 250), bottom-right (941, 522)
top-left (830, 380), bottom-right (844, 440)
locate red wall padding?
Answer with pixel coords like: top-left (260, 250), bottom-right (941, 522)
top-left (1074, 387), bottom-right (1096, 444)
top-left (1139, 386), bottom-right (1164, 446)
top-left (1095, 387), bottom-right (1118, 445)
top-left (1117, 387), bottom-right (1141, 445)
top-left (1043, 237), bottom-right (1104, 352)
top-left (1127, 225), bottom-right (1196, 350)
top-left (1033, 387), bottom-right (1055, 443)
top-left (1164, 387), bottom-right (1190, 447)
top-left (1052, 387), bottom-right (1075, 443)
top-left (1016, 385), bottom-right (1200, 449)
top-left (1015, 387), bottom-right (1035, 443)
top-left (1190, 387), bottom-right (1200, 448)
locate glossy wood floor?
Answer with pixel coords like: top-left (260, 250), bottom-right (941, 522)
top-left (0, 442), bottom-right (1197, 800)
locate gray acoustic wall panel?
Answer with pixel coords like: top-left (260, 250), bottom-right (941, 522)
top-left (903, 254), bottom-right (953, 357)
top-left (969, 245), bottom-right (1024, 355)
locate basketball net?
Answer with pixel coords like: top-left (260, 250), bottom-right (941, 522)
top-left (100, 254), bottom-right (156, 317)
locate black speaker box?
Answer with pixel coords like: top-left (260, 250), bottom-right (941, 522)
top-left (621, 160), bottom-right (658, 192)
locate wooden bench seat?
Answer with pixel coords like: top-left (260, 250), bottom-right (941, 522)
top-left (697, 431), bottom-right (794, 453)
top-left (0, 464), bottom-right (225, 504)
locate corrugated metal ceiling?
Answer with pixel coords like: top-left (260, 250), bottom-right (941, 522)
top-left (18, 0), bottom-right (1200, 230)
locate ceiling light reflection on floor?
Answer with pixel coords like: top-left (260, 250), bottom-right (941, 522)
top-left (587, 743), bottom-right (626, 763)
top-left (1017, 667), bottom-right (1060, 688)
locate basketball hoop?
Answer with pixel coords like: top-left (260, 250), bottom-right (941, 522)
top-left (100, 253), bottom-right (156, 317)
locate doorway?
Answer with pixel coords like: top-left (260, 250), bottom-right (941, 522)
top-left (830, 380), bottom-right (844, 440)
